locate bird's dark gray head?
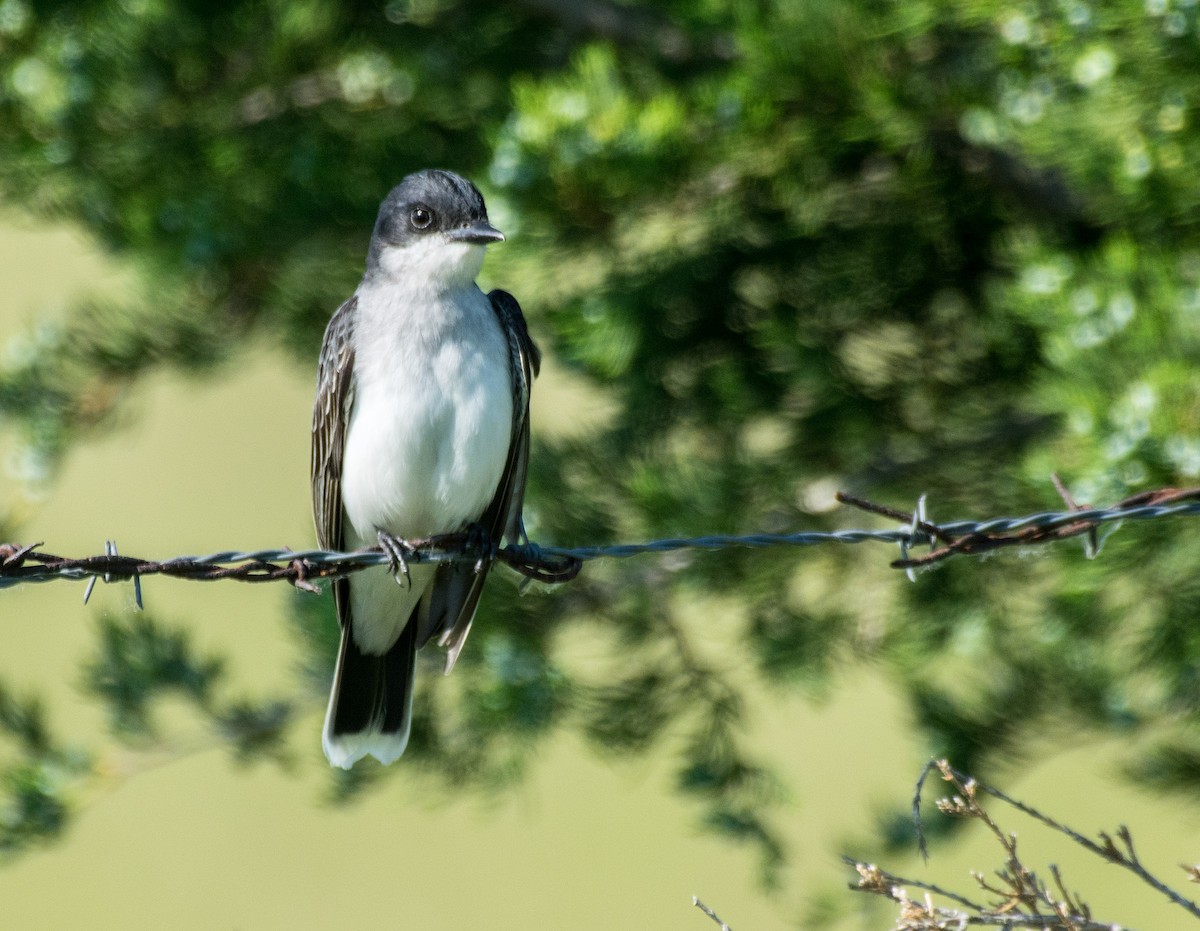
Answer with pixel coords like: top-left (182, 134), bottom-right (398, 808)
top-left (366, 169), bottom-right (503, 284)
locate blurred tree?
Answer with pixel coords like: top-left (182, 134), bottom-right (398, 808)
top-left (2, 0), bottom-right (1200, 889)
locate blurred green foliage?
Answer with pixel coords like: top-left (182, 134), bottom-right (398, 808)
top-left (83, 612), bottom-right (225, 736)
top-left (0, 678), bottom-right (87, 857)
top-left (3, 0), bottom-right (1200, 890)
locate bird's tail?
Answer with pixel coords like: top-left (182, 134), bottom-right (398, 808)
top-left (322, 614), bottom-right (418, 769)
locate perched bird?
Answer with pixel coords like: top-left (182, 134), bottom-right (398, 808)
top-left (311, 169), bottom-right (539, 768)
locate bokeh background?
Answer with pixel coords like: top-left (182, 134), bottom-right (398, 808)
top-left (3, 1), bottom-right (1200, 927)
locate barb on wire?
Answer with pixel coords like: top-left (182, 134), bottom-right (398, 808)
top-left (0, 531), bottom-right (583, 597)
top-left (837, 479), bottom-right (1200, 569)
top-left (3, 481), bottom-right (1200, 604)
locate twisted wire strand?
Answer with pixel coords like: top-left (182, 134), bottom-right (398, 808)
top-left (541, 499), bottom-right (1200, 560)
top-left (2, 491), bottom-right (1199, 595)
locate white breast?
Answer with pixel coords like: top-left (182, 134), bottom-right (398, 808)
top-left (340, 281), bottom-right (513, 546)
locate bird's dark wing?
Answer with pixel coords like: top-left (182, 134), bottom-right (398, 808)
top-left (485, 288), bottom-right (540, 542)
top-left (311, 295), bottom-right (357, 629)
top-left (430, 288), bottom-right (540, 671)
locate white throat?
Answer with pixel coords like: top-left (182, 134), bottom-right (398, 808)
top-left (373, 236), bottom-right (487, 290)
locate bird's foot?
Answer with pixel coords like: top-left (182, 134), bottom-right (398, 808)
top-left (463, 523), bottom-right (497, 574)
top-left (376, 529), bottom-right (416, 588)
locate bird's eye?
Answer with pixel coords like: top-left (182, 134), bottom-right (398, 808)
top-left (410, 206), bottom-right (433, 230)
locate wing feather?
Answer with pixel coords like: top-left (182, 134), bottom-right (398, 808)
top-left (311, 295), bottom-right (357, 629)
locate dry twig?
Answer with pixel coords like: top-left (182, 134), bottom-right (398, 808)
top-left (847, 759), bottom-right (1200, 929)
top-left (692, 896), bottom-right (733, 931)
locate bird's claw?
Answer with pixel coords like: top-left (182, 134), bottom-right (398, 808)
top-left (377, 529), bottom-right (416, 588)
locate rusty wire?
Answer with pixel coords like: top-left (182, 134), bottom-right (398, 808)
top-left (837, 481), bottom-right (1200, 568)
top-left (2, 482), bottom-right (1200, 606)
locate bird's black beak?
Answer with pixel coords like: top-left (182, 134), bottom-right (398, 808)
top-left (447, 220), bottom-right (505, 245)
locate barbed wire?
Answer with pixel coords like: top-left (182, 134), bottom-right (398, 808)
top-left (2, 484), bottom-right (1199, 605)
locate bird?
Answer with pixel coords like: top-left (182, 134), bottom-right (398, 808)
top-left (311, 169), bottom-right (539, 769)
